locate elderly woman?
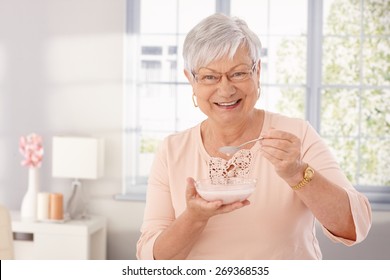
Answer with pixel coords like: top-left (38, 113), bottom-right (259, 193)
top-left (136, 13), bottom-right (371, 260)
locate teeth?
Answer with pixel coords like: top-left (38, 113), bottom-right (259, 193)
top-left (218, 100), bottom-right (238, 106)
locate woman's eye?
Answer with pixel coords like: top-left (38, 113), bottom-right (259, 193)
top-left (202, 75), bottom-right (218, 80)
top-left (231, 71), bottom-right (246, 78)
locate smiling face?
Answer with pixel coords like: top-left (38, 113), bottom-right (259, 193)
top-left (185, 46), bottom-right (261, 127)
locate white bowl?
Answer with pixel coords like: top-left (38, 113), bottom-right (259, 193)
top-left (195, 178), bottom-right (256, 205)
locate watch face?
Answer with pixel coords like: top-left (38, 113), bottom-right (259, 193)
top-left (305, 167), bottom-right (314, 179)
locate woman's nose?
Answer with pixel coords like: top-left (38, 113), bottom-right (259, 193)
top-left (217, 75), bottom-right (236, 97)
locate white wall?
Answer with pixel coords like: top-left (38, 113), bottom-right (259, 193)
top-left (0, 0), bottom-right (143, 259)
top-left (0, 0), bottom-right (389, 260)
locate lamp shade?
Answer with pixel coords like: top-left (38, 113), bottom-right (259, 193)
top-left (52, 136), bottom-right (104, 179)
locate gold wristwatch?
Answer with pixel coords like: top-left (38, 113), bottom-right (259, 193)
top-left (291, 164), bottom-right (315, 190)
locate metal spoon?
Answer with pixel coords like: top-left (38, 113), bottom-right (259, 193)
top-left (218, 136), bottom-right (264, 156)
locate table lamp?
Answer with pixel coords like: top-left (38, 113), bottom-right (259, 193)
top-left (52, 136), bottom-right (104, 219)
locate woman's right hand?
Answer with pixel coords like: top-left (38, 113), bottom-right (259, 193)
top-left (185, 177), bottom-right (250, 222)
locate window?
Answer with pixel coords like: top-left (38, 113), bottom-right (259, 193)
top-left (320, 0), bottom-right (390, 209)
top-left (119, 0), bottom-right (390, 209)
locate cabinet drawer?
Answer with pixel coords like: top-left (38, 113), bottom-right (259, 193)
top-left (13, 232), bottom-right (88, 259)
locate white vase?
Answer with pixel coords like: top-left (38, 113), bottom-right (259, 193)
top-left (20, 167), bottom-right (39, 221)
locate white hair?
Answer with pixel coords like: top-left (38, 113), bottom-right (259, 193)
top-left (183, 13), bottom-right (262, 72)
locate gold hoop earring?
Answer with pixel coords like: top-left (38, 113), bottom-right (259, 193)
top-left (192, 93), bottom-right (198, 107)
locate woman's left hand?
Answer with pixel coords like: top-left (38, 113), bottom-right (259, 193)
top-left (260, 129), bottom-right (305, 184)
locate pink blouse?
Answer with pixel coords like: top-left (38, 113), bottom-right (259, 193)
top-left (137, 111), bottom-right (372, 259)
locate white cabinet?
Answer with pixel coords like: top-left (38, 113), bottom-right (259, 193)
top-left (11, 212), bottom-right (107, 260)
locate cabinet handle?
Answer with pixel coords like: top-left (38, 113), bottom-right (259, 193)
top-left (13, 232), bottom-right (34, 241)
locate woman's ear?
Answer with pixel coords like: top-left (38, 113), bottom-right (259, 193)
top-left (256, 60), bottom-right (261, 78)
top-left (184, 69), bottom-right (194, 85)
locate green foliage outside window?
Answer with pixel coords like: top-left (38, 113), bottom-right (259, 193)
top-left (140, 137), bottom-right (161, 153)
top-left (275, 0), bottom-right (390, 186)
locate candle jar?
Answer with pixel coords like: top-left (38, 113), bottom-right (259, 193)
top-left (49, 193), bottom-right (64, 220)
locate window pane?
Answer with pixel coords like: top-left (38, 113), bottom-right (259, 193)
top-left (321, 88), bottom-right (360, 185)
top-left (322, 37), bottom-right (361, 85)
top-left (139, 84), bottom-right (177, 132)
top-left (139, 35), bottom-right (179, 83)
top-left (259, 37), bottom-right (306, 85)
top-left (363, 37), bottom-right (390, 86)
top-left (269, 0), bottom-right (307, 35)
top-left (178, 0), bottom-right (215, 33)
top-left (364, 0), bottom-right (390, 36)
top-left (258, 86), bottom-right (305, 119)
top-left (361, 89), bottom-right (390, 137)
top-left (231, 0), bottom-right (269, 35)
top-left (274, 37), bottom-right (307, 85)
top-left (232, 0), bottom-right (307, 35)
top-left (140, 0), bottom-right (177, 33)
top-left (360, 138), bottom-right (390, 186)
top-left (124, 130), bottom-right (169, 186)
top-left (138, 132), bottom-right (166, 179)
top-left (323, 0), bottom-right (361, 36)
top-left (321, 88), bottom-right (359, 137)
top-left (323, 137), bottom-right (359, 185)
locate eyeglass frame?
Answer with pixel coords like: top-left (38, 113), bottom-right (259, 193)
top-left (191, 61), bottom-right (257, 85)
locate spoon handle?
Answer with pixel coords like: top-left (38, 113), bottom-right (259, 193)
top-left (238, 136), bottom-right (264, 148)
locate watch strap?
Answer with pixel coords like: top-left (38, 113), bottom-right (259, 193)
top-left (291, 165), bottom-right (314, 191)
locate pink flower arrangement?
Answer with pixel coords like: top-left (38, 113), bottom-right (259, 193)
top-left (19, 133), bottom-right (44, 168)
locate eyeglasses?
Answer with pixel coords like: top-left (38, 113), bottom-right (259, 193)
top-left (192, 62), bottom-right (257, 85)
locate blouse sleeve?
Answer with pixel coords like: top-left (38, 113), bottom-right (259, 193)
top-left (136, 139), bottom-right (175, 260)
top-left (301, 122), bottom-right (372, 245)
top-left (321, 190), bottom-right (372, 245)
